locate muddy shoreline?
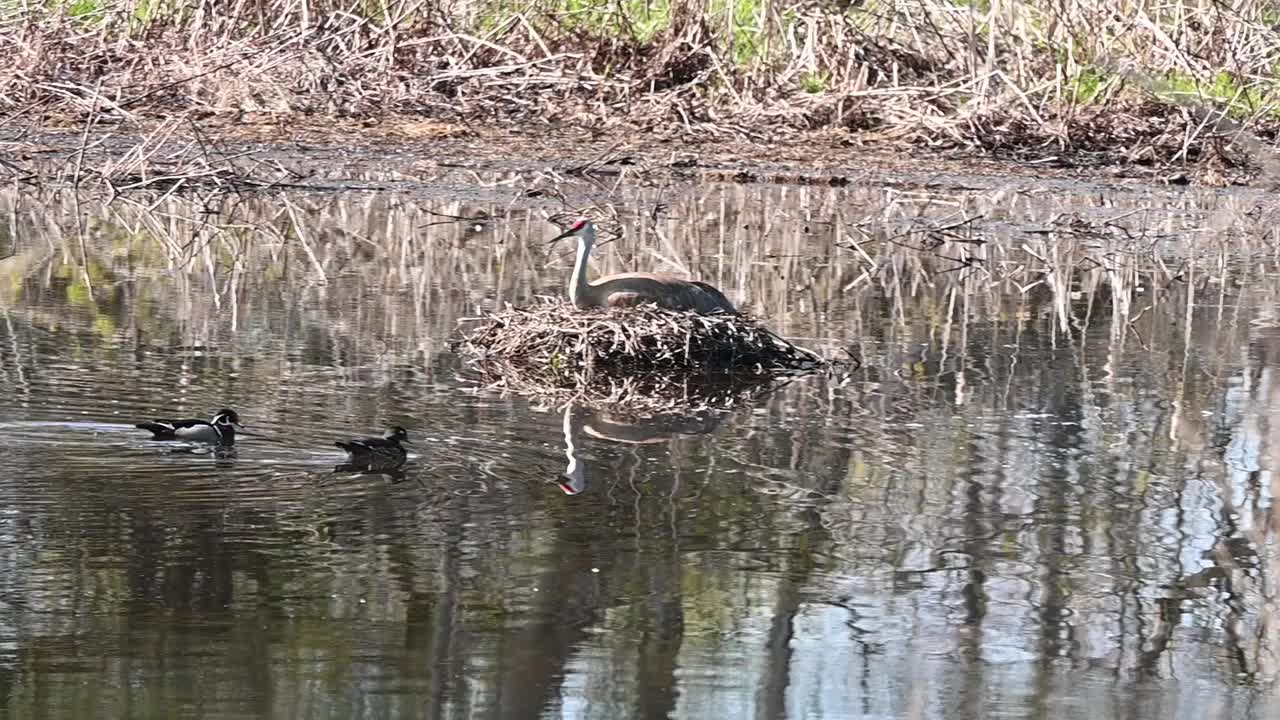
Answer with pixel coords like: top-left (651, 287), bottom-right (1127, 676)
top-left (6, 117), bottom-right (1270, 204)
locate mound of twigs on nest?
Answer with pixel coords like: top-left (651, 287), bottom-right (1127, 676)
top-left (458, 301), bottom-right (826, 373)
top-left (453, 301), bottom-right (830, 411)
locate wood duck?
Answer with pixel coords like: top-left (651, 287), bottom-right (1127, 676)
top-left (135, 409), bottom-right (243, 447)
top-left (335, 426), bottom-right (411, 467)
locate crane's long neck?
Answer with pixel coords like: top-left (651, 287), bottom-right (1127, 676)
top-left (561, 405), bottom-right (586, 495)
top-left (569, 236), bottom-right (593, 308)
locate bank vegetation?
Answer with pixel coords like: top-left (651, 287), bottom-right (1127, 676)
top-left (4, 0), bottom-right (1280, 177)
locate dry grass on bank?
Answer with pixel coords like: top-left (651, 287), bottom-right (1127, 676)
top-left (4, 1), bottom-right (1280, 174)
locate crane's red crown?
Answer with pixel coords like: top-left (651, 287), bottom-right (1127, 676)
top-left (570, 218), bottom-right (589, 232)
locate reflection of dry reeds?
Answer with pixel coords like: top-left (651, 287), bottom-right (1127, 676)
top-left (0, 168), bottom-right (1272, 367)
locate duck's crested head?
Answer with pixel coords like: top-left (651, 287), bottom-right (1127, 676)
top-left (213, 409), bottom-right (241, 426)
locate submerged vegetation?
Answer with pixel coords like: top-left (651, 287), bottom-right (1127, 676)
top-left (4, 0), bottom-right (1280, 173)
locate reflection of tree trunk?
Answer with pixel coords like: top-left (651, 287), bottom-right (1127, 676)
top-left (118, 511), bottom-right (276, 713)
top-left (754, 582), bottom-right (797, 720)
top-left (634, 581), bottom-right (684, 720)
top-left (956, 444), bottom-right (988, 720)
top-left (403, 586), bottom-right (456, 720)
top-left (1136, 597), bottom-right (1183, 678)
top-left (0, 652), bottom-right (13, 717)
top-left (411, 501), bottom-right (463, 720)
top-left (752, 464), bottom-right (849, 718)
top-left (634, 597), bottom-right (686, 717)
top-left (1256, 341), bottom-right (1280, 680)
top-left (489, 543), bottom-right (603, 720)
top-left (1035, 423), bottom-right (1078, 684)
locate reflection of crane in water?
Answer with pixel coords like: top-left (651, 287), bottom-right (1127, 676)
top-left (558, 404), bottom-right (725, 495)
top-left (545, 219), bottom-right (738, 315)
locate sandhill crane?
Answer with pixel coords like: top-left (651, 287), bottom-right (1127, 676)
top-left (546, 219), bottom-right (738, 315)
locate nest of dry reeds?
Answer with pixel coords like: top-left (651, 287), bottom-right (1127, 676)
top-left (453, 301), bottom-right (831, 411)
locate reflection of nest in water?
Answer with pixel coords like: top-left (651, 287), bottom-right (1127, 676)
top-left (453, 301), bottom-right (829, 411)
top-left (466, 361), bottom-right (793, 411)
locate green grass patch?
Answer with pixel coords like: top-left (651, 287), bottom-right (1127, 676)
top-left (713, 0), bottom-right (765, 65)
top-left (1066, 68), bottom-right (1107, 104)
top-left (800, 71), bottom-right (830, 94)
top-left (43, 0), bottom-right (109, 29)
top-left (477, 0), bottom-right (782, 67)
top-left (1156, 70), bottom-right (1280, 120)
top-left (480, 0), bottom-right (672, 43)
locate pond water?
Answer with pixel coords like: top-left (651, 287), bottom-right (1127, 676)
top-left (1, 165), bottom-right (1280, 719)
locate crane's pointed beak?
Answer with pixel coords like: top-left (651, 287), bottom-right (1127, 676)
top-left (546, 228), bottom-right (575, 245)
top-left (558, 477), bottom-right (586, 495)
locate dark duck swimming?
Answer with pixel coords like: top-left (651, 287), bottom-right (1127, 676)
top-left (335, 426), bottom-right (411, 468)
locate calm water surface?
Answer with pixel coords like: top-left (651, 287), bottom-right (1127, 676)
top-left (1, 170), bottom-right (1279, 719)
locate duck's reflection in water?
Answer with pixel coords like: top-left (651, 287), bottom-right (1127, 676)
top-left (558, 403), bottom-right (725, 495)
top-left (333, 455), bottom-right (409, 482)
